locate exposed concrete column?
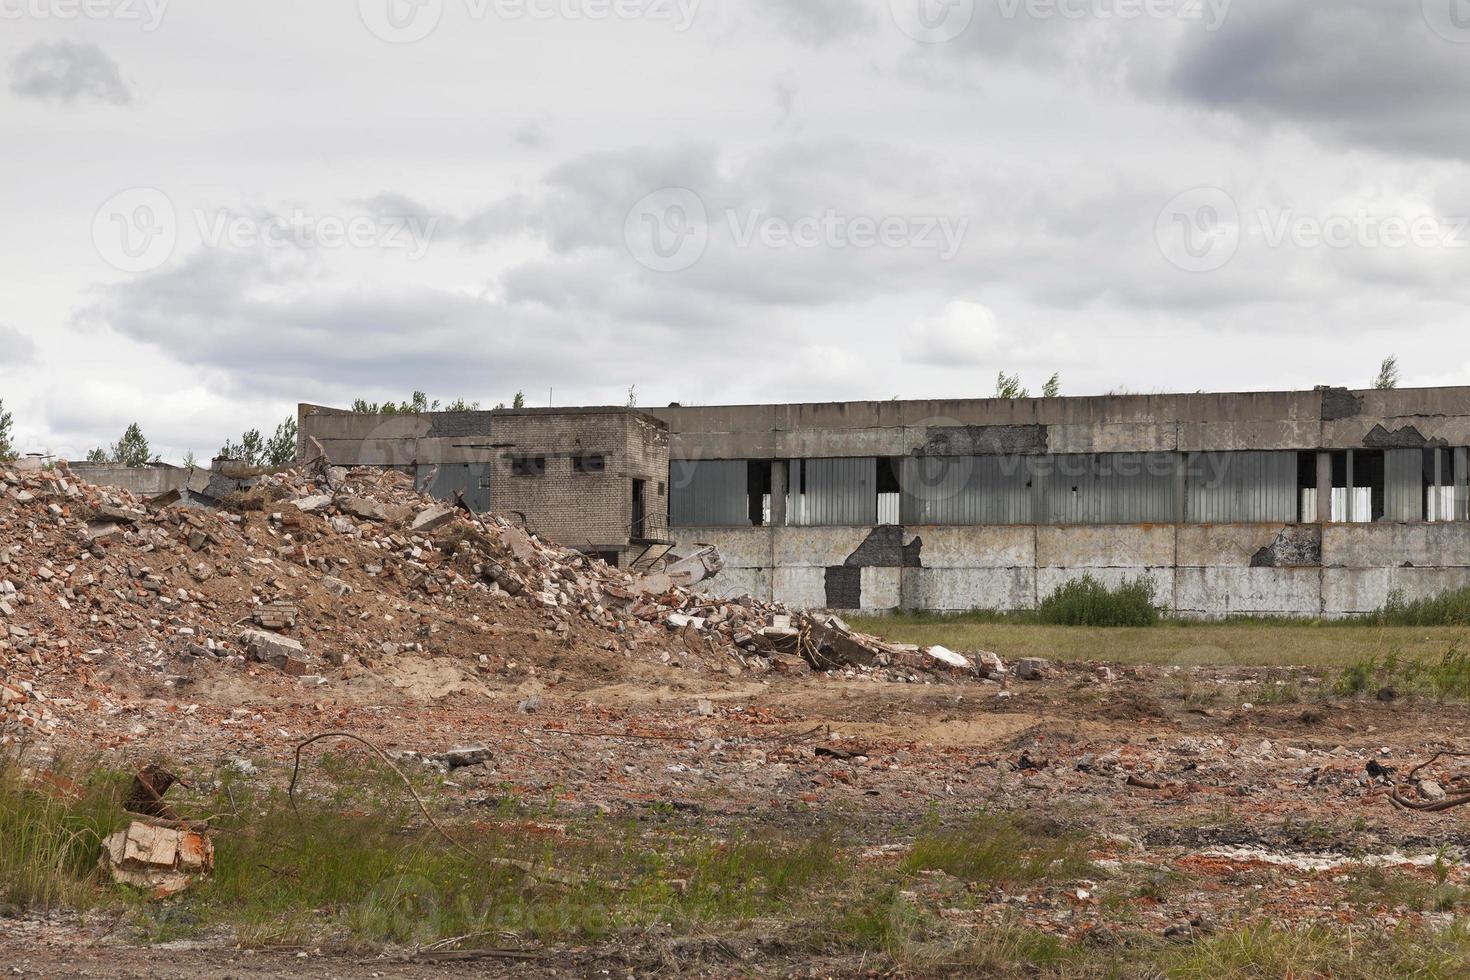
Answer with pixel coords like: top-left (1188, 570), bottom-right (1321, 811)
top-left (1174, 452), bottom-right (1188, 524)
top-left (1316, 451), bottom-right (1333, 524)
top-left (769, 459), bottom-right (788, 527)
top-left (1457, 448), bottom-right (1468, 522)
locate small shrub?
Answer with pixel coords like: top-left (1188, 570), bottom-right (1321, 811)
top-left (1036, 573), bottom-right (1159, 627)
top-left (1360, 586), bottom-right (1470, 627)
top-left (1335, 643), bottom-right (1470, 701)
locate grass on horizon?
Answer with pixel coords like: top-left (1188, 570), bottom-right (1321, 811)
top-left (847, 612), bottom-right (1470, 668)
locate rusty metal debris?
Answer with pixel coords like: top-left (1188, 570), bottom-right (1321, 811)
top-left (1386, 751), bottom-right (1470, 812)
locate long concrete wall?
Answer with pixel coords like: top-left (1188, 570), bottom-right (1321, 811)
top-left (652, 385), bottom-right (1470, 460)
top-left (67, 464), bottom-right (207, 498)
top-left (672, 522), bottom-right (1470, 618)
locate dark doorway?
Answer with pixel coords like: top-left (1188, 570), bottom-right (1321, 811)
top-left (631, 479), bottom-right (647, 540)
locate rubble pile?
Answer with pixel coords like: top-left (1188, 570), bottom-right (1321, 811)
top-left (0, 459), bottom-right (979, 740)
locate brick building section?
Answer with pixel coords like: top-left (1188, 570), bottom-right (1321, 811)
top-left (489, 408), bottom-right (669, 566)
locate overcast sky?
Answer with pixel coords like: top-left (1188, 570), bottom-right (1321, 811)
top-left (3, 0), bottom-right (1470, 461)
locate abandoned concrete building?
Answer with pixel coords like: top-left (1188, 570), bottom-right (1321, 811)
top-left (299, 405), bottom-right (671, 568)
top-left (299, 386), bottom-right (1470, 618)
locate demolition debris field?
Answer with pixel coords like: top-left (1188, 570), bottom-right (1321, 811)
top-left (6, 463), bottom-right (1470, 977)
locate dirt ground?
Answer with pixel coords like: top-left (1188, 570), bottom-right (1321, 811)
top-left (9, 650), bottom-right (1470, 977)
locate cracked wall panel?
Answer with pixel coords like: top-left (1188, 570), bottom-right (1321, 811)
top-left (842, 526), bottom-right (923, 568)
top-left (1324, 523), bottom-right (1470, 569)
top-left (1175, 567), bottom-right (1321, 618)
top-left (900, 567), bottom-right (1035, 612)
top-left (1249, 527), bottom-right (1322, 568)
top-left (914, 424), bottom-right (1048, 457)
top-left (1036, 525), bottom-right (1175, 568)
top-left (824, 566), bottom-right (862, 609)
top-left (1321, 387), bottom-right (1365, 422)
top-left (916, 526), bottom-right (1034, 569)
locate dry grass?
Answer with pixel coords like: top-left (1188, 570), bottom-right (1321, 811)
top-left (847, 616), bottom-right (1470, 668)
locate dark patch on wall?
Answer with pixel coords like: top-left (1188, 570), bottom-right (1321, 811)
top-left (1361, 423), bottom-right (1448, 449)
top-left (424, 411), bottom-right (497, 439)
top-left (825, 566), bottom-right (862, 609)
top-left (1320, 387), bottom-right (1364, 421)
top-left (1250, 527), bottom-right (1322, 568)
top-left (916, 424), bottom-right (1048, 456)
top-left (843, 526), bottom-right (923, 568)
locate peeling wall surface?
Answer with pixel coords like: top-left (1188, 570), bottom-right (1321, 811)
top-left (672, 522), bottom-right (1470, 619)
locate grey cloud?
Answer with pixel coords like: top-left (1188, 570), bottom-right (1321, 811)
top-left (84, 248), bottom-right (687, 399)
top-left (10, 42), bottom-right (133, 106)
top-left (361, 139), bottom-right (1445, 332)
top-left (752, 0), bottom-right (877, 45)
top-left (514, 121), bottom-right (547, 148)
top-left (0, 324), bottom-right (39, 366)
top-left (1167, 2), bottom-right (1470, 159)
top-left (905, 0), bottom-right (1470, 161)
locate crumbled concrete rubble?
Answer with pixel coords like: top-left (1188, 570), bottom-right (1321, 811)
top-left (0, 459), bottom-right (982, 742)
top-left (100, 821), bottom-right (214, 898)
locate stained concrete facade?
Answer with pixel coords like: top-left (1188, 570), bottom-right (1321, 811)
top-left (295, 388), bottom-right (1469, 615)
top-left (298, 404), bottom-right (669, 566)
top-left (655, 387), bottom-right (1470, 618)
top-left (67, 463), bottom-right (209, 499)
top-left (675, 523), bottom-right (1470, 617)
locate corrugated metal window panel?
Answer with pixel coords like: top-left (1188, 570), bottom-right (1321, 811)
top-left (669, 459), bottom-right (749, 527)
top-left (899, 456), bottom-right (1033, 525)
top-left (793, 458), bottom-right (876, 526)
top-left (1037, 453), bottom-right (1179, 525)
top-left (1384, 449), bottom-right (1423, 522)
top-left (1186, 452), bottom-right (1297, 523)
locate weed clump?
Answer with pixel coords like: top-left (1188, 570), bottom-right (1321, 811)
top-left (1336, 644), bottom-right (1470, 701)
top-left (1036, 574), bottom-right (1159, 628)
top-left (1359, 587), bottom-right (1470, 627)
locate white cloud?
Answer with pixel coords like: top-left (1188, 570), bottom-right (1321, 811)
top-left (908, 301), bottom-right (1004, 366)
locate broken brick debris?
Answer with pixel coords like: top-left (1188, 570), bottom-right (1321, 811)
top-left (0, 457), bottom-right (993, 743)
